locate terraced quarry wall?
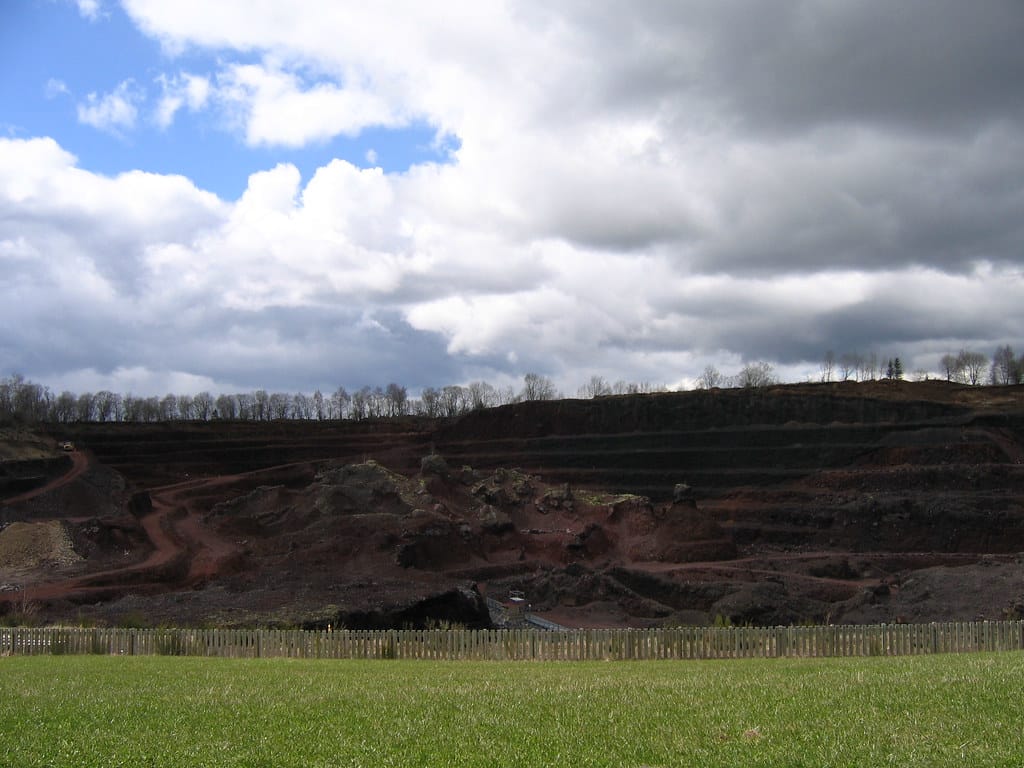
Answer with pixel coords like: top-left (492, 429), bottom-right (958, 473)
top-left (6, 380), bottom-right (1023, 628)
top-left (56, 418), bottom-right (435, 489)
top-left (54, 382), bottom-right (1011, 504)
top-left (47, 383), bottom-right (1024, 560)
top-left (435, 384), bottom-right (981, 499)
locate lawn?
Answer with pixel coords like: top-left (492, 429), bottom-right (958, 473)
top-left (1, 653), bottom-right (1022, 767)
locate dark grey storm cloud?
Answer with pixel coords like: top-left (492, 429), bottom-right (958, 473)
top-left (507, 1), bottom-right (1024, 281)
top-left (692, 127), bottom-right (1024, 274)
top-left (135, 306), bottom-right (464, 394)
top-left (693, 0), bottom-right (1024, 135)
top-left (563, 0), bottom-right (1024, 134)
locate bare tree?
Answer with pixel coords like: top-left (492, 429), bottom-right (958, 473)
top-left (841, 352), bottom-right (865, 382)
top-left (419, 387), bottom-right (441, 417)
top-left (696, 365), bottom-right (723, 390)
top-left (0, 376), bottom-right (12, 419)
top-left (234, 393), bottom-right (253, 420)
top-left (991, 345), bottom-right (1019, 385)
top-left (119, 396), bottom-right (136, 422)
top-left (2, 376), bottom-right (52, 422)
top-left (158, 394), bottom-right (178, 420)
top-left (120, 394), bottom-right (137, 422)
top-left (578, 375), bottom-right (612, 398)
top-left (252, 390), bottom-right (269, 420)
top-left (214, 394), bottom-right (235, 419)
top-left (330, 387), bottom-right (351, 419)
top-left (94, 391), bottom-right (121, 422)
top-left (367, 386), bottom-right (386, 418)
top-left (522, 373), bottom-right (557, 401)
top-left (854, 355), bottom-right (870, 382)
top-left (0, 374), bottom-right (26, 419)
top-left (266, 393), bottom-right (289, 419)
top-left (193, 391), bottom-right (214, 420)
top-left (74, 392), bottom-right (96, 422)
top-left (291, 392), bottom-right (311, 419)
top-left (51, 390), bottom-right (77, 423)
top-left (466, 381), bottom-right (496, 410)
top-left (350, 386), bottom-right (371, 420)
top-left (957, 349), bottom-right (987, 385)
top-left (439, 385), bottom-right (469, 416)
top-left (865, 351), bottom-right (879, 380)
top-left (139, 396), bottom-right (160, 422)
top-left (494, 385), bottom-right (519, 406)
top-left (736, 361), bottom-right (776, 388)
top-left (385, 383), bottom-right (408, 416)
top-left (177, 394), bottom-right (194, 420)
top-left (820, 350), bottom-right (835, 383)
top-left (940, 353), bottom-right (962, 382)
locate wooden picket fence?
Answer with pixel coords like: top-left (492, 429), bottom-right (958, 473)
top-left (3, 621), bottom-right (1024, 661)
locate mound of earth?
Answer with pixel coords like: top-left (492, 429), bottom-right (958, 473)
top-left (1, 380), bottom-right (1023, 629)
top-left (0, 520), bottom-right (81, 577)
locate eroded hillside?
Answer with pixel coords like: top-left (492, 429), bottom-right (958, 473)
top-left (2, 380), bottom-right (1023, 628)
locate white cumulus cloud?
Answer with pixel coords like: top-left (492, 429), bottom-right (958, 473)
top-left (74, 0), bottom-right (101, 20)
top-left (45, 79), bottom-right (70, 99)
top-left (154, 72), bottom-right (211, 129)
top-left (77, 80), bottom-right (143, 135)
top-left (215, 62), bottom-right (402, 147)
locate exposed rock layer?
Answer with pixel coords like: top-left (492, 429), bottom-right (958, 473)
top-left (1, 380), bottom-right (1022, 628)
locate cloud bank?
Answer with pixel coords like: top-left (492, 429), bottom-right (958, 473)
top-left (2, 1), bottom-right (1023, 396)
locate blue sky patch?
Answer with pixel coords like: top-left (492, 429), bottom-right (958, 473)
top-left (0, 1), bottom-right (457, 200)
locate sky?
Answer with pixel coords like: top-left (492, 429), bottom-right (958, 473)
top-left (1, 0), bottom-right (1023, 398)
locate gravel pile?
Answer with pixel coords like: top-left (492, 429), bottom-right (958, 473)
top-left (0, 521), bottom-right (81, 574)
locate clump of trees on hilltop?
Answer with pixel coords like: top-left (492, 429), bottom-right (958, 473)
top-left (1, 370), bottom-right (676, 424)
top-left (0, 373), bottom-right (564, 424)
top-left (1, 345), bottom-right (1020, 425)
top-left (818, 346), bottom-right (1023, 387)
top-left (819, 350), bottom-right (895, 382)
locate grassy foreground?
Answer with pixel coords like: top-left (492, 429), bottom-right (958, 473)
top-left (2, 653), bottom-right (1023, 767)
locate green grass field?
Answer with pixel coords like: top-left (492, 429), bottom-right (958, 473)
top-left (2, 653), bottom-right (1023, 767)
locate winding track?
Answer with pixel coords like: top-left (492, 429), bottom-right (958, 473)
top-left (1, 458), bottom-right (244, 603)
top-left (0, 450), bottom-right (89, 507)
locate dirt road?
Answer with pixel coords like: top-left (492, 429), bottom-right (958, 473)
top-left (1, 464), bottom-right (243, 604)
top-left (1, 451), bottom-right (89, 507)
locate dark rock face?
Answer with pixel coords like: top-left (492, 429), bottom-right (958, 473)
top-left (128, 491), bottom-right (152, 518)
top-left (477, 504), bottom-right (514, 534)
top-left (420, 453), bottom-right (450, 477)
top-left (335, 584), bottom-right (491, 630)
top-left (672, 483), bottom-right (694, 503)
top-left (314, 461), bottom-right (420, 517)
